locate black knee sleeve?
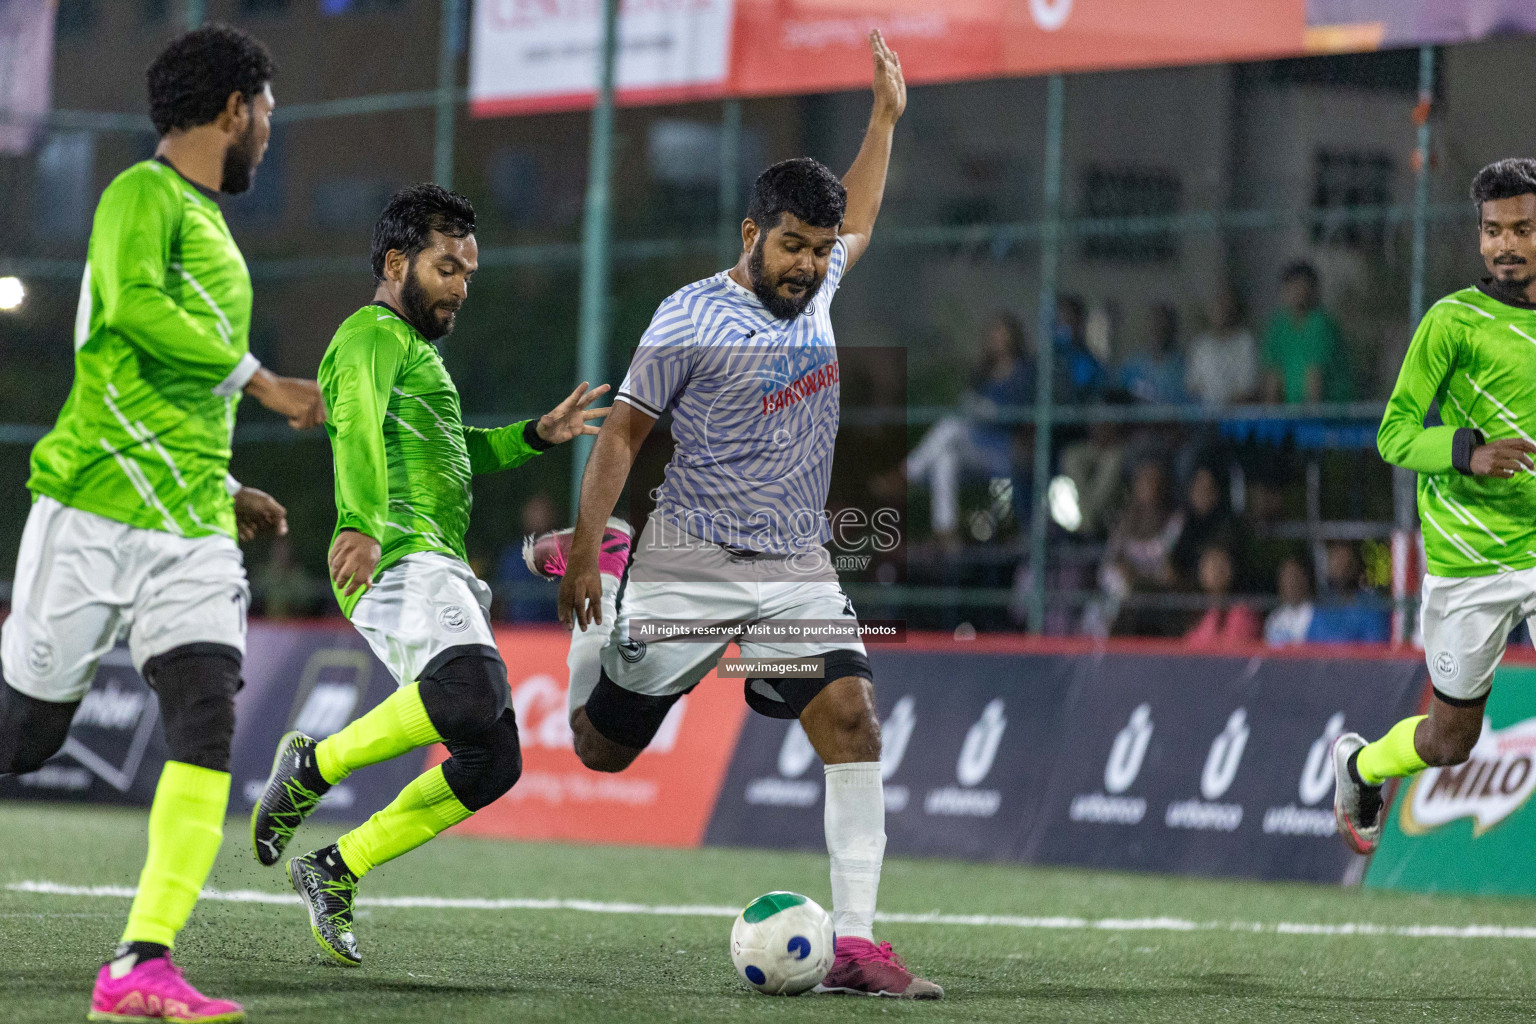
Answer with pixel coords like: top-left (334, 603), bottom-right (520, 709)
top-left (584, 667), bottom-right (684, 751)
top-left (440, 708), bottom-right (522, 811)
top-left (743, 649), bottom-right (873, 721)
top-left (0, 682), bottom-right (79, 775)
top-left (142, 643), bottom-right (240, 773)
top-left (418, 645), bottom-right (509, 741)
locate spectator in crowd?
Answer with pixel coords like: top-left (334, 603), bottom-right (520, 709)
top-left (1054, 294), bottom-right (1106, 403)
top-left (1262, 261), bottom-right (1353, 404)
top-left (1086, 459), bottom-right (1185, 636)
top-left (495, 492), bottom-right (562, 622)
top-left (888, 312), bottom-right (1032, 544)
top-left (1057, 413), bottom-right (1127, 540)
top-left (1185, 285), bottom-right (1258, 406)
top-left (1185, 544), bottom-right (1260, 647)
top-left (1265, 555), bottom-right (1315, 647)
top-left (1306, 541), bottom-right (1389, 643)
top-left (1120, 303), bottom-right (1188, 405)
top-left (1170, 463), bottom-right (1241, 586)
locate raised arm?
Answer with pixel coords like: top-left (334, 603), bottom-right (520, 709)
top-left (462, 382), bottom-right (609, 474)
top-left (838, 30), bottom-right (906, 270)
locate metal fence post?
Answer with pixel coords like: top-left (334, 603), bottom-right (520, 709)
top-left (717, 99), bottom-right (743, 269)
top-left (433, 0), bottom-right (465, 190)
top-left (1028, 75), bottom-right (1065, 634)
top-left (1393, 44), bottom-right (1436, 645)
top-left (571, 0), bottom-right (621, 514)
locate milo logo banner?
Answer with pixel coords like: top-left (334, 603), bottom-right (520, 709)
top-left (1366, 663), bottom-right (1536, 896)
top-left (704, 644), bottom-right (1427, 882)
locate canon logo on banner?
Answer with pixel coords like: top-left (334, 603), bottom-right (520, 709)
top-left (1030, 0), bottom-right (1073, 32)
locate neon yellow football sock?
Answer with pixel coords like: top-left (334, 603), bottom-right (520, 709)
top-left (315, 682), bottom-right (442, 785)
top-left (1356, 715), bottom-right (1429, 786)
top-left (335, 764), bottom-right (470, 878)
top-left (121, 762), bottom-right (230, 948)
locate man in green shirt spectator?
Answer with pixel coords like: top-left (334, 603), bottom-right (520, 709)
top-left (1262, 261), bottom-right (1354, 403)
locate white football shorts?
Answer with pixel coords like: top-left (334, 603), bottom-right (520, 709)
top-left (348, 552), bottom-right (498, 687)
top-left (1420, 568), bottom-right (1536, 702)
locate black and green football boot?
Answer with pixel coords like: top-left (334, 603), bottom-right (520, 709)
top-left (251, 731), bottom-right (328, 867)
top-left (288, 845), bottom-right (362, 967)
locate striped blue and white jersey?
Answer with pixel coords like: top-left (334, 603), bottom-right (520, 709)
top-left (616, 239), bottom-right (849, 555)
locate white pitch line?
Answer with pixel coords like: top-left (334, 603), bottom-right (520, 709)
top-left (9, 881), bottom-right (1536, 940)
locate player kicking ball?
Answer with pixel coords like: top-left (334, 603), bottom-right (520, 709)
top-left (249, 184), bottom-right (608, 966)
top-left (0, 26), bottom-right (324, 1022)
top-left (1335, 158), bottom-right (1536, 852)
top-left (532, 31), bottom-right (940, 999)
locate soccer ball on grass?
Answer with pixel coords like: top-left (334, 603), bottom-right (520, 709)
top-left (730, 891), bottom-right (836, 996)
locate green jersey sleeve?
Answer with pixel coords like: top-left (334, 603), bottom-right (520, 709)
top-left (1378, 306), bottom-right (1468, 474)
top-left (321, 323), bottom-right (406, 543)
top-left (93, 166), bottom-right (256, 391)
top-left (463, 420), bottom-right (547, 474)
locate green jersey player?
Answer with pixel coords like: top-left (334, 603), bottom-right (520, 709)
top-left (0, 26), bottom-right (323, 1024)
top-left (1334, 158), bottom-right (1536, 854)
top-left (248, 184), bottom-right (607, 967)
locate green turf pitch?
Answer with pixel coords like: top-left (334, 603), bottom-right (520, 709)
top-left (5, 804), bottom-right (1536, 1022)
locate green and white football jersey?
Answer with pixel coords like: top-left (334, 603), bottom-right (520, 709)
top-left (318, 304), bottom-right (549, 615)
top-left (28, 158), bottom-right (258, 539)
top-left (1378, 283), bottom-right (1536, 577)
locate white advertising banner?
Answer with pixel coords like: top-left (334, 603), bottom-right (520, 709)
top-left (470, 0), bottom-right (735, 116)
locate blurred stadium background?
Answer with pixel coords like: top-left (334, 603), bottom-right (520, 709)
top-left (7, 3), bottom-right (1536, 1022)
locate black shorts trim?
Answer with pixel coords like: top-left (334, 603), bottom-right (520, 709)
top-left (1431, 686), bottom-right (1488, 709)
top-left (584, 669), bottom-right (689, 751)
top-left (742, 649), bottom-right (873, 721)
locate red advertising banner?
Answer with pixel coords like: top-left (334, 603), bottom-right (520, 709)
top-left (470, 0), bottom-right (1311, 115)
top-left (433, 626), bottom-right (750, 847)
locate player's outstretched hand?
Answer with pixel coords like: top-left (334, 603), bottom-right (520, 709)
top-left (537, 382), bottom-right (611, 446)
top-left (246, 369), bottom-right (327, 429)
top-left (869, 29), bottom-right (905, 122)
top-left (558, 565), bottom-right (604, 632)
top-left (1470, 437), bottom-right (1536, 478)
top-left (329, 529), bottom-right (381, 598)
top-left (233, 486), bottom-right (288, 542)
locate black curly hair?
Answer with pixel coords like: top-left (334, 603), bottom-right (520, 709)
top-left (1470, 158), bottom-right (1536, 210)
top-left (370, 184), bottom-right (477, 282)
top-left (147, 24), bottom-right (275, 137)
top-left (745, 157), bottom-right (847, 232)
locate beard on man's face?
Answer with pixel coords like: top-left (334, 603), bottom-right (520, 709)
top-left (748, 237), bottom-right (823, 320)
top-left (219, 118), bottom-right (262, 195)
top-left (400, 262), bottom-right (461, 341)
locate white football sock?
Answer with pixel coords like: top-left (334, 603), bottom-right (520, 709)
top-left (566, 573), bottom-right (620, 719)
top-left (824, 761), bottom-right (885, 942)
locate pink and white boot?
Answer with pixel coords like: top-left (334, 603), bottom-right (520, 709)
top-left (814, 936), bottom-right (944, 999)
top-left (89, 955), bottom-right (244, 1022)
top-left (524, 517), bottom-right (633, 581)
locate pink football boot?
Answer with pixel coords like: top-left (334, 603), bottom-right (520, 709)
top-left (814, 936), bottom-right (944, 999)
top-left (523, 517), bottom-right (633, 581)
top-left (89, 955), bottom-right (244, 1022)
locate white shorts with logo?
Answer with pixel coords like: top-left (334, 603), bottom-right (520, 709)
top-left (601, 516), bottom-right (867, 703)
top-left (1420, 568), bottom-right (1536, 702)
top-left (349, 552), bottom-right (497, 687)
top-left (1, 495), bottom-right (249, 702)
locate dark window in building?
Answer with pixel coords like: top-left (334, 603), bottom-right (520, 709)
top-left (237, 0), bottom-right (292, 15)
top-left (1312, 150), bottom-right (1393, 250)
top-left (56, 0), bottom-right (98, 37)
top-left (1079, 166), bottom-right (1181, 263)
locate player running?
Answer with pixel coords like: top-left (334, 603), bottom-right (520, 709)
top-left (248, 184), bottom-right (608, 966)
top-left (1335, 158), bottom-right (1536, 852)
top-left (0, 25), bottom-right (323, 1023)
top-left (531, 31), bottom-right (940, 999)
